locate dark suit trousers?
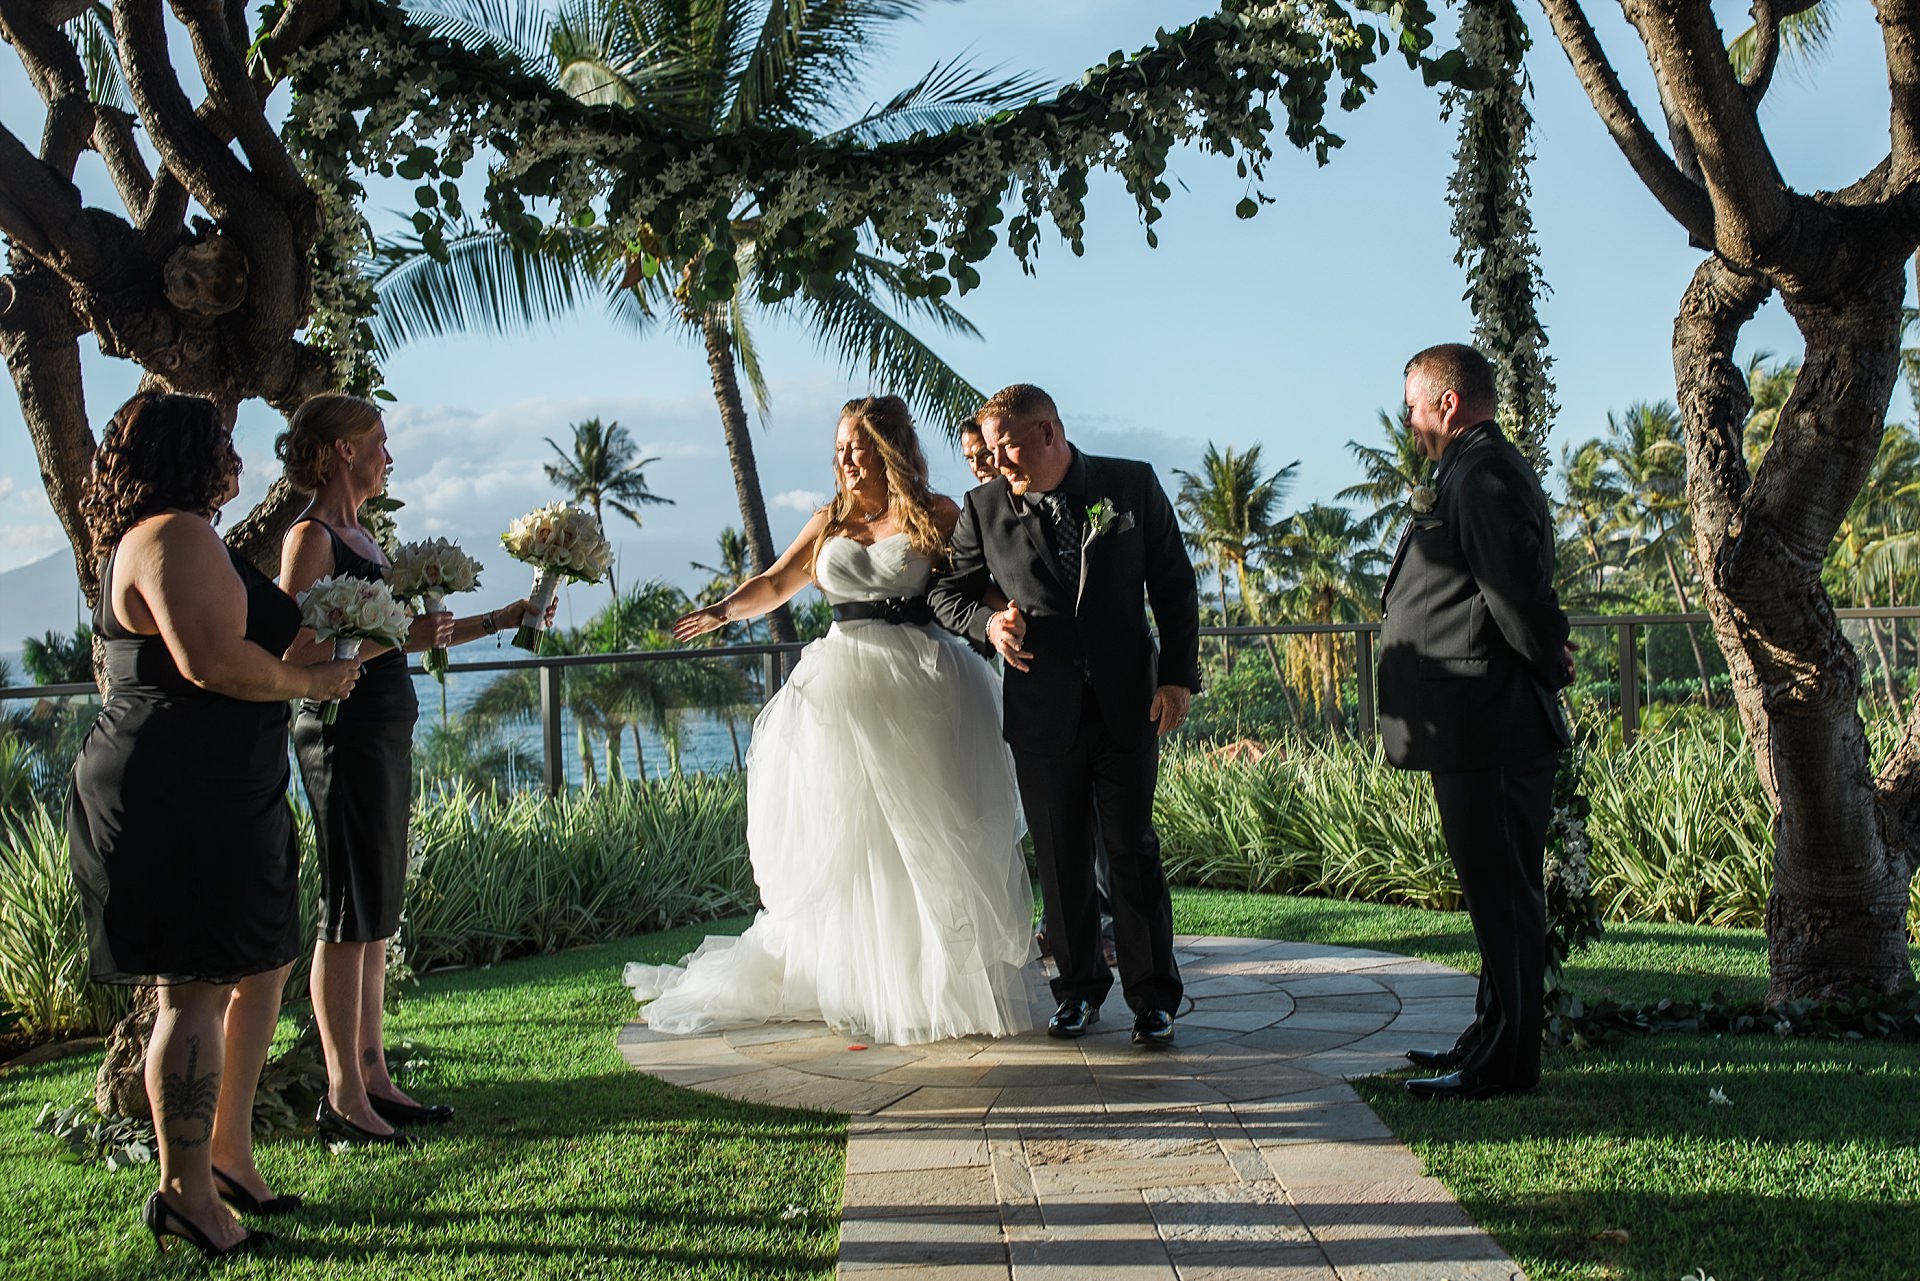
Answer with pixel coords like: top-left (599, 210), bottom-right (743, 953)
top-left (1013, 696), bottom-right (1181, 1014)
top-left (1430, 760), bottom-right (1556, 1088)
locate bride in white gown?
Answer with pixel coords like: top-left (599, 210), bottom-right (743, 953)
top-left (624, 395), bottom-right (1035, 1044)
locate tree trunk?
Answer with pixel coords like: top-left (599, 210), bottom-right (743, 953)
top-left (1674, 254), bottom-right (1918, 1002)
top-left (94, 984), bottom-right (157, 1119)
top-left (632, 724), bottom-right (648, 782)
top-left (726, 715), bottom-right (744, 772)
top-left (700, 312), bottom-right (796, 644)
top-left (0, 262), bottom-right (97, 600)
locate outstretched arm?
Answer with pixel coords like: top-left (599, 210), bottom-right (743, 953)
top-left (675, 509), bottom-right (830, 641)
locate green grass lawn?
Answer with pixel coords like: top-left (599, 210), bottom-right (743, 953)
top-left (0, 917), bottom-right (841, 1280)
top-left (5, 892), bottom-right (1917, 1280)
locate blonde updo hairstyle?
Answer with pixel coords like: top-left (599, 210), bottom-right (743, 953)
top-left (276, 393), bottom-right (382, 492)
top-left (812, 395), bottom-right (946, 575)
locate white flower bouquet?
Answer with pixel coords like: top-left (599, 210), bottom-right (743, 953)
top-left (389, 538), bottom-right (483, 679)
top-left (500, 501), bottom-right (611, 650)
top-left (297, 574), bottom-right (412, 723)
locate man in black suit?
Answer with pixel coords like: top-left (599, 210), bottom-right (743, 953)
top-left (1378, 343), bottom-right (1573, 1100)
top-left (929, 384), bottom-right (1200, 1046)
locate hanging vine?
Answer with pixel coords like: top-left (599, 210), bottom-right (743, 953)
top-left (1444, 0), bottom-right (1556, 465)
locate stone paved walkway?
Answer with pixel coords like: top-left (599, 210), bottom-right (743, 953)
top-left (618, 936), bottom-right (1527, 1280)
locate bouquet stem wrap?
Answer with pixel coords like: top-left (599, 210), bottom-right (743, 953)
top-left (421, 587), bottom-right (450, 679)
top-left (323, 637), bottom-right (363, 724)
top-left (513, 569), bottom-right (562, 652)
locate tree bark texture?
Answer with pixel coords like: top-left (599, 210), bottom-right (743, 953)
top-left (1539, 0), bottom-right (1920, 1000)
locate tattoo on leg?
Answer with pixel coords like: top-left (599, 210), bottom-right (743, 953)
top-left (160, 1035), bottom-right (219, 1150)
top-left (362, 1046), bottom-right (378, 1069)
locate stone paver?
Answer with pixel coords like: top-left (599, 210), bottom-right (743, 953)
top-left (618, 936), bottom-right (1527, 1280)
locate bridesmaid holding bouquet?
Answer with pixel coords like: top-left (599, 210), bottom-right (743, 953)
top-left (276, 393), bottom-right (539, 1144)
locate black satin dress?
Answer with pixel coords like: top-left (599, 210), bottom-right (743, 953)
top-left (68, 544), bottom-right (304, 985)
top-left (290, 521), bottom-right (418, 943)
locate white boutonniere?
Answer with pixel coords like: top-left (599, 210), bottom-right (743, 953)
top-left (1408, 486), bottom-right (1437, 515)
top-left (1085, 498), bottom-right (1134, 538)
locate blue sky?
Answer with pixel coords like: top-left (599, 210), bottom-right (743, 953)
top-left (0, 0), bottom-right (1905, 648)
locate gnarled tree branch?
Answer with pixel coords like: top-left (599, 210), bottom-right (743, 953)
top-left (1534, 0), bottom-right (1713, 241)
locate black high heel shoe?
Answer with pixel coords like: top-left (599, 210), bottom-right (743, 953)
top-left (369, 1093), bottom-right (454, 1126)
top-left (211, 1163), bottom-right (304, 1216)
top-left (142, 1190), bottom-right (274, 1259)
top-left (315, 1095), bottom-right (414, 1147)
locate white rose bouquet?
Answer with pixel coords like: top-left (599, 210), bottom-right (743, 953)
top-left (297, 574), bottom-right (412, 723)
top-left (388, 538), bottom-right (483, 680)
top-left (500, 501), bottom-right (612, 650)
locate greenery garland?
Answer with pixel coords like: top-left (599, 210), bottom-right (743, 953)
top-left (275, 0), bottom-right (1494, 386)
top-left (1443, 0), bottom-right (1556, 465)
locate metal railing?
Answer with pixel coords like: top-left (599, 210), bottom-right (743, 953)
top-left (7, 608), bottom-right (1919, 794)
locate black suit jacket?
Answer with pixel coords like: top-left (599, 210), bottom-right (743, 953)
top-left (930, 451), bottom-right (1201, 755)
top-left (1377, 422), bottom-right (1571, 771)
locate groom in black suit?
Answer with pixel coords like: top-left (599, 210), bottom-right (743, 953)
top-left (929, 384), bottom-right (1200, 1046)
top-left (1378, 343), bottom-right (1572, 1100)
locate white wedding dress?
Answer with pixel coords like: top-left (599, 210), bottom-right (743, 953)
top-left (623, 533), bottom-right (1036, 1043)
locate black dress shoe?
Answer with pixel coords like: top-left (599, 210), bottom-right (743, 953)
top-left (1404, 1047), bottom-right (1463, 1070)
top-left (1047, 999), bottom-right (1099, 1037)
top-left (1403, 1071), bottom-right (1534, 1101)
top-left (1130, 1009), bottom-right (1175, 1047)
top-left (370, 1094), bottom-right (454, 1125)
top-left (315, 1096), bottom-right (414, 1147)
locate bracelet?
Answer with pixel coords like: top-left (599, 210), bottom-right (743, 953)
top-left (481, 610), bottom-right (499, 635)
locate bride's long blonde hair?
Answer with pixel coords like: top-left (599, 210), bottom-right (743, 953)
top-left (812, 395), bottom-right (945, 576)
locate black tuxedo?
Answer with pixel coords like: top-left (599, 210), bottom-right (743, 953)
top-left (1377, 420), bottom-right (1571, 1089)
top-left (930, 449), bottom-right (1199, 1013)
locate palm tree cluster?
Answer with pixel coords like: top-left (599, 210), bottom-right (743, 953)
top-left (1175, 443), bottom-right (1385, 730)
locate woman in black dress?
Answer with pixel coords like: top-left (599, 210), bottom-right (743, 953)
top-left (67, 393), bottom-right (359, 1258)
top-left (277, 394), bottom-right (538, 1144)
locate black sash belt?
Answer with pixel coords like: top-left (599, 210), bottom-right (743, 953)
top-left (831, 595), bottom-right (934, 625)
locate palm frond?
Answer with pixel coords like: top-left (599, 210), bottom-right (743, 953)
top-left (790, 273), bottom-right (984, 436)
top-left (365, 227), bottom-right (618, 355)
top-left (728, 291), bottom-right (773, 422)
top-left (1726, 0), bottom-right (1835, 80)
top-left (65, 5), bottom-right (129, 113)
top-left (730, 0), bottom-right (934, 130)
top-left (840, 252), bottom-right (984, 339)
top-left (831, 55), bottom-right (1053, 144)
top-left (400, 0), bottom-right (560, 80)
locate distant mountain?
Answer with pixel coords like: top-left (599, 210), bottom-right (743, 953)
top-left (0, 550), bottom-right (88, 677)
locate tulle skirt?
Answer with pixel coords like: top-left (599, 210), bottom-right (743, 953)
top-left (623, 619), bottom-right (1036, 1043)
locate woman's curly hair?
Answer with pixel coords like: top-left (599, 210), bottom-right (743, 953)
top-left (275, 393), bottom-right (381, 492)
top-left (812, 395), bottom-right (946, 575)
top-left (81, 392), bottom-right (238, 556)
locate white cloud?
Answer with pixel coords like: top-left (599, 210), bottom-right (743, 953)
top-left (0, 520), bottom-right (67, 572)
top-left (771, 489), bottom-right (827, 512)
top-left (0, 476), bottom-right (14, 503)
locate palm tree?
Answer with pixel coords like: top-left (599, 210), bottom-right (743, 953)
top-left (1261, 504), bottom-right (1385, 728)
top-left (1173, 443), bottom-right (1296, 676)
top-left (377, 0), bottom-right (1045, 643)
top-left (692, 526), bottom-right (757, 642)
top-left (544, 417), bottom-right (672, 599)
top-left (20, 626), bottom-right (93, 685)
top-left (1832, 421), bottom-right (1920, 702)
top-left (1742, 352), bottom-right (1799, 467)
top-left (1338, 409), bottom-right (1431, 548)
top-left (1556, 439), bottom-right (1628, 605)
top-left (1601, 400), bottom-right (1717, 702)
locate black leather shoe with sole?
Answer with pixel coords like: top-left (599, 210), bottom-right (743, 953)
top-left (1130, 1009), bottom-right (1175, 1047)
top-left (1047, 999), bottom-right (1099, 1037)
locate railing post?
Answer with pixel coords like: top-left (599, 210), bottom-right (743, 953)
top-left (1356, 628), bottom-right (1375, 736)
top-left (539, 663), bottom-right (564, 797)
top-left (1617, 621), bottom-right (1640, 746)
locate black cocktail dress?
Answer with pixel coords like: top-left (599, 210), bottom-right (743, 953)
top-left (289, 521), bottom-right (418, 943)
top-left (68, 543), bottom-right (304, 985)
